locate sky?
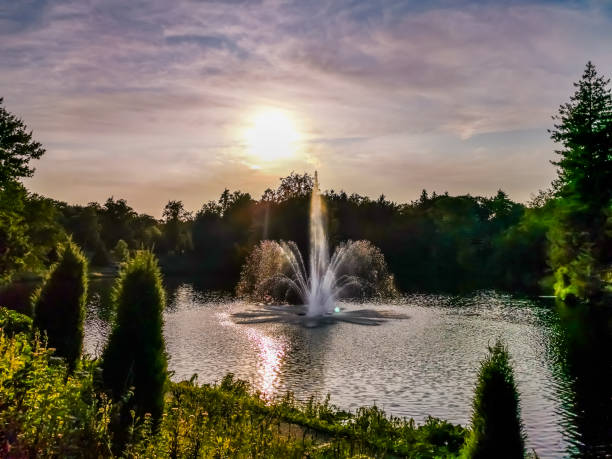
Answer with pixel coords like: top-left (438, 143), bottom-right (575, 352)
top-left (1, 0), bottom-right (611, 217)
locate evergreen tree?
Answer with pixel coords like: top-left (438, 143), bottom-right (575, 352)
top-left (32, 240), bottom-right (88, 369)
top-left (550, 61), bottom-right (612, 208)
top-left (462, 341), bottom-right (524, 458)
top-left (101, 251), bottom-right (167, 425)
top-left (548, 62), bottom-right (612, 303)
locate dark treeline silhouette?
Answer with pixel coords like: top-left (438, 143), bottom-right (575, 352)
top-left (48, 173), bottom-right (544, 294)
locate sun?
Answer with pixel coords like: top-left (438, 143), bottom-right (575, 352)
top-left (244, 109), bottom-right (301, 162)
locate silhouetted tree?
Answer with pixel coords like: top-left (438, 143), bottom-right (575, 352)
top-left (32, 240), bottom-right (88, 369)
top-left (161, 200), bottom-right (192, 254)
top-left (99, 197), bottom-right (138, 249)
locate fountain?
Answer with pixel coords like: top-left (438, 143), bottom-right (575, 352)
top-left (236, 172), bottom-right (397, 318)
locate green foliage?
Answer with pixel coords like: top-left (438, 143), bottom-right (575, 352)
top-left (102, 250), bottom-right (167, 425)
top-left (0, 183), bottom-right (30, 283)
top-left (547, 62), bottom-right (612, 304)
top-left (0, 183), bottom-right (65, 283)
top-left (0, 97), bottom-right (45, 188)
top-left (111, 238), bottom-right (130, 263)
top-left (126, 374), bottom-right (466, 458)
top-left (462, 340), bottom-right (524, 458)
top-left (490, 199), bottom-right (557, 291)
top-left (0, 307), bottom-right (32, 335)
top-left (550, 62), bottom-right (612, 208)
top-left (32, 240), bottom-right (88, 369)
top-left (0, 331), bottom-right (112, 456)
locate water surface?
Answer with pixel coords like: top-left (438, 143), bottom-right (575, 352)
top-left (84, 281), bottom-right (612, 458)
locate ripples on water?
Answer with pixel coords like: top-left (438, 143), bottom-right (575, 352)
top-left (84, 282), bottom-right (612, 458)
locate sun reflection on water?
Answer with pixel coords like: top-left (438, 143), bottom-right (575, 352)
top-left (245, 328), bottom-right (286, 398)
top-left (217, 310), bottom-right (286, 398)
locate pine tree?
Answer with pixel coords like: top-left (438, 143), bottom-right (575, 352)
top-left (550, 61), bottom-right (612, 209)
top-left (548, 62), bottom-right (612, 303)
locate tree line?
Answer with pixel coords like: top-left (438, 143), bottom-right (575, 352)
top-left (1, 61), bottom-right (611, 304)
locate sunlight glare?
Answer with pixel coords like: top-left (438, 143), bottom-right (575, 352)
top-left (245, 109), bottom-right (301, 162)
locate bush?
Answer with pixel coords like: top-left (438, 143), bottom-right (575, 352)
top-left (32, 240), bottom-right (88, 369)
top-left (101, 251), bottom-right (167, 425)
top-left (0, 331), bottom-right (112, 456)
top-left (111, 238), bottom-right (130, 264)
top-left (0, 307), bottom-right (32, 335)
top-left (462, 340), bottom-right (525, 458)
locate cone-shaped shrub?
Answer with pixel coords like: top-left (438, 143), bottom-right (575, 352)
top-left (32, 240), bottom-right (88, 369)
top-left (102, 250), bottom-right (167, 423)
top-left (462, 340), bottom-right (525, 458)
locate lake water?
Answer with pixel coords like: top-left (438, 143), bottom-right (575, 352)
top-left (84, 280), bottom-right (612, 458)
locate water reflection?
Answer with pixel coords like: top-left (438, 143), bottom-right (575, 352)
top-left (244, 328), bottom-right (286, 397)
top-left (552, 303), bottom-right (612, 457)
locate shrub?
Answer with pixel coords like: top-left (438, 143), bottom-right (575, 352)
top-left (32, 240), bottom-right (88, 369)
top-left (101, 250), bottom-right (167, 425)
top-left (111, 238), bottom-right (130, 263)
top-left (0, 307), bottom-right (32, 335)
top-left (0, 331), bottom-right (112, 456)
top-left (462, 340), bottom-right (525, 458)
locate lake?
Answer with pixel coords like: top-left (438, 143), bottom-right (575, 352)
top-left (84, 279), bottom-right (612, 458)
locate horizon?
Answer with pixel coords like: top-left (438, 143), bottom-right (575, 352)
top-left (2, 0), bottom-right (612, 216)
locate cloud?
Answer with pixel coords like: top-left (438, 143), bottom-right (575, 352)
top-left (2, 0), bottom-right (611, 215)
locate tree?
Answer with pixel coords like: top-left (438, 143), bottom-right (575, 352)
top-left (102, 251), bottom-right (167, 426)
top-left (111, 239), bottom-right (130, 263)
top-left (32, 240), bottom-right (88, 370)
top-left (0, 98), bottom-right (45, 189)
top-left (548, 62), bottom-right (612, 303)
top-left (550, 61), bottom-right (612, 208)
top-left (0, 183), bottom-right (29, 282)
top-left (99, 197), bottom-right (137, 249)
top-left (462, 341), bottom-right (524, 458)
top-left (274, 172), bottom-right (313, 202)
top-left (0, 100), bottom-right (56, 282)
top-left (161, 200), bottom-right (192, 254)
top-left (162, 200), bottom-right (190, 222)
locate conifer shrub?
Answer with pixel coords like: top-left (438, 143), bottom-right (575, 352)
top-left (32, 240), bottom-right (88, 369)
top-left (101, 250), bottom-right (167, 424)
top-left (462, 340), bottom-right (525, 458)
